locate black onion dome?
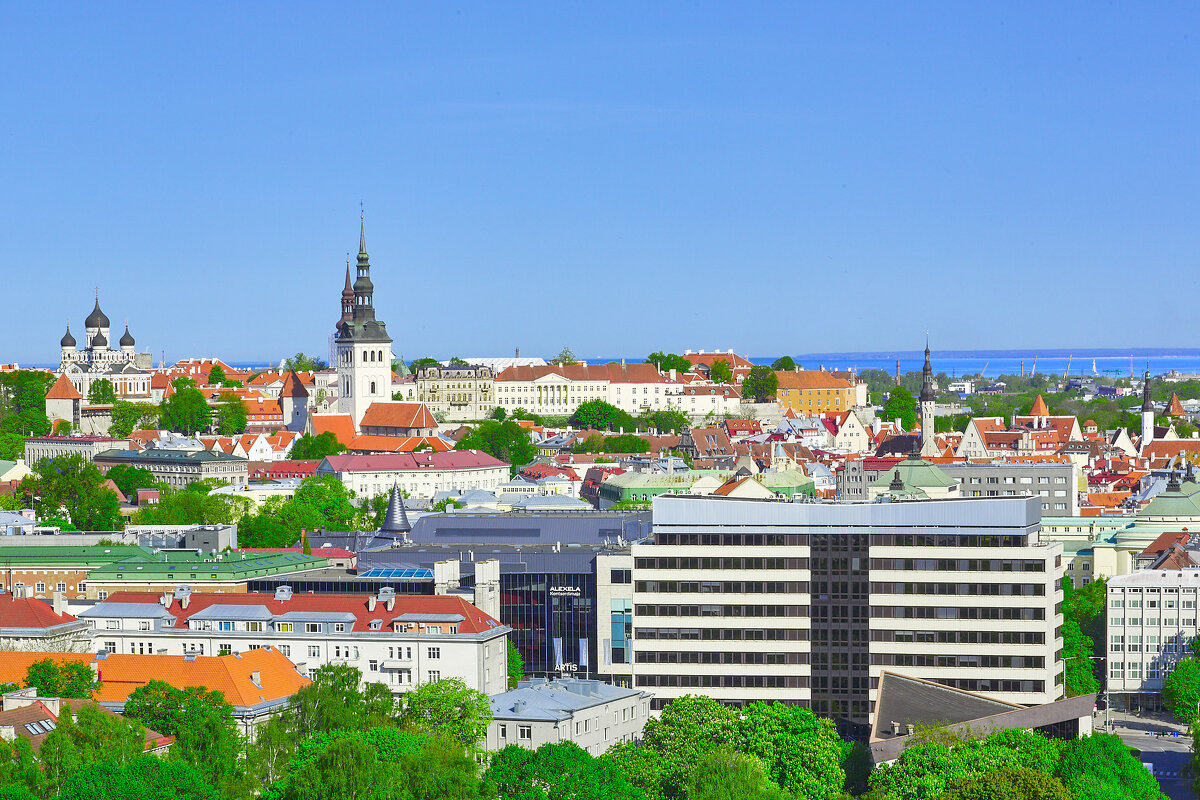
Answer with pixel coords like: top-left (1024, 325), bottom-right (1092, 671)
top-left (119, 325), bottom-right (135, 347)
top-left (60, 326), bottom-right (76, 348)
top-left (85, 298), bottom-right (110, 329)
top-left (91, 332), bottom-right (108, 348)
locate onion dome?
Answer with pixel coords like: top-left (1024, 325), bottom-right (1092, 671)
top-left (91, 332), bottom-right (108, 348)
top-left (60, 325), bottom-right (76, 348)
top-left (119, 325), bottom-right (135, 347)
top-left (85, 297), bottom-right (110, 329)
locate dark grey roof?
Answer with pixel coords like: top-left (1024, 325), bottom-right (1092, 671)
top-left (95, 449), bottom-right (247, 465)
top-left (85, 298), bottom-right (109, 329)
top-left (872, 671), bottom-right (1019, 736)
top-left (119, 325), bottom-right (135, 347)
top-left (60, 326), bottom-right (76, 348)
top-left (875, 435), bottom-right (920, 457)
top-left (405, 511), bottom-right (650, 546)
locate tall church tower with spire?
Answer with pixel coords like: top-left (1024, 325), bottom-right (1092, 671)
top-left (335, 218), bottom-right (394, 431)
top-left (1141, 365), bottom-right (1156, 452)
top-left (919, 341), bottom-right (939, 457)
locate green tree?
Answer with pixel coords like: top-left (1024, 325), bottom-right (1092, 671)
top-left (507, 639), bottom-right (525, 688)
top-left (17, 455), bottom-right (122, 530)
top-left (39, 703), bottom-right (147, 795)
top-left (283, 353), bottom-right (327, 372)
top-left (398, 678), bottom-right (492, 751)
top-left (109, 400), bottom-right (160, 437)
top-left (646, 352), bottom-right (693, 374)
top-left (630, 694), bottom-right (741, 799)
top-left (0, 371), bottom-right (53, 444)
top-left (280, 664), bottom-right (395, 741)
top-left (161, 379), bottom-right (211, 435)
top-left (105, 463), bottom-right (159, 499)
top-left (207, 363), bottom-right (227, 385)
top-left (882, 385), bottom-right (918, 430)
top-left (455, 420), bottom-right (535, 474)
top-left (88, 378), bottom-right (117, 404)
top-left (486, 741), bottom-right (644, 800)
top-left (0, 735), bottom-right (41, 797)
top-left (742, 366), bottom-right (778, 403)
top-left (131, 481), bottom-right (250, 525)
top-left (124, 680), bottom-right (244, 791)
top-left (941, 767), bottom-right (1072, 800)
top-left (771, 356), bottom-right (796, 372)
top-left (640, 408), bottom-right (690, 434)
top-left (290, 431), bottom-right (347, 460)
top-left (709, 359), bottom-right (733, 385)
top-left (1056, 733), bottom-right (1166, 800)
top-left (737, 702), bottom-right (846, 800)
top-left (550, 346), bottom-right (577, 366)
top-left (58, 756), bottom-right (218, 800)
top-left (215, 391), bottom-right (247, 436)
top-left (23, 658), bottom-right (102, 697)
top-left (684, 748), bottom-right (788, 800)
top-left (1062, 621), bottom-right (1100, 696)
top-left (491, 406), bottom-right (507, 420)
top-left (570, 399), bottom-right (637, 432)
top-left (1163, 657), bottom-right (1200, 724)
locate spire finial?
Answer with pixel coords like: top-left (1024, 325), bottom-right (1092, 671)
top-left (359, 210), bottom-right (367, 256)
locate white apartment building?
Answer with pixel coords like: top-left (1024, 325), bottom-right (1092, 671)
top-left (76, 586), bottom-right (510, 697)
top-left (634, 495), bottom-right (1063, 726)
top-left (316, 451), bottom-right (510, 500)
top-left (494, 363), bottom-right (670, 417)
top-left (662, 384), bottom-right (743, 421)
top-left (24, 435), bottom-right (131, 465)
top-left (1105, 569), bottom-right (1200, 710)
top-left (486, 678), bottom-right (652, 754)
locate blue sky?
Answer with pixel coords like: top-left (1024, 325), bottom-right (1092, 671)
top-left (2, 3), bottom-right (1197, 365)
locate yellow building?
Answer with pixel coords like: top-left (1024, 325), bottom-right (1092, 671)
top-left (774, 370), bottom-right (856, 414)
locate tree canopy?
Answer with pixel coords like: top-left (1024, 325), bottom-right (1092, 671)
top-left (881, 385), bottom-right (917, 430)
top-left (1163, 656), bottom-right (1200, 725)
top-left (0, 371), bottom-right (52, 460)
top-left (88, 378), bottom-right (116, 404)
top-left (487, 741), bottom-right (644, 800)
top-left (550, 346), bottom-right (578, 366)
top-left (23, 658), bottom-right (101, 698)
top-left (290, 431), bottom-right (347, 460)
top-left (109, 400), bottom-right (160, 438)
top-left (283, 353), bottom-right (327, 372)
top-left (160, 379), bottom-right (211, 435)
top-left (398, 677), bottom-right (492, 751)
top-left (214, 391), bottom-right (247, 435)
top-left (646, 352), bottom-right (693, 374)
top-left (455, 419), bottom-right (535, 473)
top-left (570, 400), bottom-right (637, 432)
top-left (17, 456), bottom-right (122, 530)
top-left (770, 356), bottom-right (796, 372)
top-left (741, 365), bottom-right (778, 403)
top-left (709, 359), bottom-right (733, 385)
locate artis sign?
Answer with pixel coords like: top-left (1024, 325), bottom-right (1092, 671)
top-left (555, 662), bottom-right (579, 673)
top-left (549, 585), bottom-right (581, 597)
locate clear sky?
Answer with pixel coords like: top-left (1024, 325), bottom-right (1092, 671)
top-left (2, 3), bottom-right (1197, 365)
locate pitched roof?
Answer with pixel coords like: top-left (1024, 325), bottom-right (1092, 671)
top-left (0, 597), bottom-right (81, 630)
top-left (309, 413), bottom-right (357, 445)
top-left (279, 371), bottom-right (310, 398)
top-left (1168, 394), bottom-right (1187, 417)
top-left (102, 590), bottom-right (501, 634)
top-left (0, 698), bottom-right (171, 753)
top-left (1029, 395), bottom-right (1050, 416)
top-left (680, 352), bottom-right (754, 370)
top-left (321, 450), bottom-right (508, 472)
top-left (359, 402), bottom-right (438, 430)
top-left (775, 371), bottom-right (852, 390)
top-left (0, 648), bottom-right (309, 710)
top-left (495, 363), bottom-right (665, 384)
top-left (45, 374), bottom-right (82, 401)
top-left (347, 435), bottom-right (452, 454)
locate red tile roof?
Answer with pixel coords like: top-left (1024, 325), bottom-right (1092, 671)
top-left (360, 402), bottom-right (438, 431)
top-left (775, 371), bottom-right (852, 390)
top-left (279, 371), bottom-right (311, 398)
top-left (0, 597), bottom-right (79, 629)
top-left (310, 414), bottom-right (357, 445)
top-left (45, 374), bottom-right (82, 401)
top-left (1029, 395), bottom-right (1050, 416)
top-left (681, 352), bottom-right (755, 370)
top-left (104, 591), bottom-right (501, 634)
top-left (347, 435), bottom-right (451, 454)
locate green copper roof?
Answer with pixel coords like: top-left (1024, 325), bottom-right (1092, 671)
top-left (87, 551), bottom-right (327, 580)
top-left (0, 545), bottom-right (152, 567)
top-left (1138, 487), bottom-right (1200, 519)
top-left (870, 456), bottom-right (958, 490)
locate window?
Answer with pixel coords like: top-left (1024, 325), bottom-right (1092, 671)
top-left (35, 582), bottom-right (45, 593)
top-left (518, 725), bottom-right (531, 740)
top-left (427, 670), bottom-right (441, 682)
top-left (104, 641), bottom-right (116, 653)
top-left (428, 647), bottom-right (441, 659)
top-left (56, 582), bottom-right (66, 592)
top-left (305, 623), bottom-right (321, 633)
top-left (219, 621), bottom-right (234, 631)
top-left (277, 623), bottom-right (293, 632)
top-left (498, 724), bottom-right (507, 739)
top-left (334, 623), bottom-right (346, 633)
top-left (248, 622), bottom-right (264, 632)
top-left (138, 620), bottom-right (152, 631)
top-left (279, 645), bottom-right (291, 657)
top-left (105, 620), bottom-right (119, 630)
top-left (369, 660), bottom-right (378, 671)
top-left (308, 646), bottom-right (320, 658)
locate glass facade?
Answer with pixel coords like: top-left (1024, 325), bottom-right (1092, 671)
top-left (493, 571), bottom-right (597, 676)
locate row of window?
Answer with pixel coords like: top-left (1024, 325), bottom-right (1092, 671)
top-left (634, 557), bottom-right (807, 571)
top-left (635, 581), bottom-right (807, 595)
top-left (634, 651), bottom-right (807, 665)
top-left (636, 674), bottom-right (808, 688)
top-left (876, 629), bottom-right (1045, 645)
top-left (634, 604), bottom-right (808, 618)
top-left (870, 582), bottom-right (1046, 597)
top-left (634, 627), bottom-right (809, 641)
top-left (870, 559), bottom-right (1046, 573)
top-left (872, 654), bottom-right (1046, 669)
top-left (1111, 597), bottom-right (1195, 609)
top-left (1110, 618), bottom-right (1196, 628)
top-left (875, 606), bottom-right (1047, 621)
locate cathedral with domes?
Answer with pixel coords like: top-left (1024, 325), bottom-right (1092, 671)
top-left (58, 294), bottom-right (153, 400)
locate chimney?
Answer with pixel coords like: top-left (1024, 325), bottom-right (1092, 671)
top-left (52, 591), bottom-right (65, 617)
top-left (162, 593), bottom-right (173, 609)
top-left (368, 596), bottom-right (377, 612)
top-left (250, 671), bottom-right (261, 686)
top-left (386, 597), bottom-right (395, 612)
top-left (669, 369), bottom-right (676, 381)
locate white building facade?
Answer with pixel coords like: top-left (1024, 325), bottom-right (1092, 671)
top-left (316, 451), bottom-right (510, 500)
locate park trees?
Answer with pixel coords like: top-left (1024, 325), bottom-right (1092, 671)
top-left (18, 456), bottom-right (122, 530)
top-left (283, 353), bottom-right (327, 372)
top-left (39, 703), bottom-right (148, 795)
top-left (770, 356), bottom-right (796, 372)
top-left (109, 400), bottom-right (159, 437)
top-left (741, 366), bottom-right (778, 403)
top-left (398, 677), bottom-right (492, 751)
top-left (570, 399), bottom-right (636, 432)
top-left (160, 379), bottom-right (211, 435)
top-left (88, 378), bottom-right (116, 404)
top-left (105, 463), bottom-right (159, 498)
top-left (214, 391), bottom-right (247, 435)
top-left (57, 757), bottom-right (217, 800)
top-left (684, 749), bottom-right (788, 800)
top-left (290, 431), bottom-right (347, 460)
top-left (1062, 621), bottom-right (1100, 696)
top-left (709, 359), bottom-right (733, 385)
top-left (22, 658), bottom-right (101, 698)
top-left (1163, 656), bottom-right (1200, 724)
top-left (455, 419), bottom-right (535, 472)
top-left (124, 681), bottom-right (244, 791)
top-left (486, 741), bottom-right (644, 800)
top-left (881, 385), bottom-right (917, 430)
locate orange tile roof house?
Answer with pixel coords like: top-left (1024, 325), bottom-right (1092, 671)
top-left (0, 648), bottom-right (309, 733)
top-left (774, 370), bottom-right (857, 415)
top-left (358, 402), bottom-right (439, 437)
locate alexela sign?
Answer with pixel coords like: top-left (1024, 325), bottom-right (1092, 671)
top-left (549, 585), bottom-right (581, 597)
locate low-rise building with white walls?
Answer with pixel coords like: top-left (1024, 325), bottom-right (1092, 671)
top-left (486, 677), bottom-right (652, 754)
top-left (76, 586), bottom-right (509, 697)
top-left (316, 451), bottom-right (510, 500)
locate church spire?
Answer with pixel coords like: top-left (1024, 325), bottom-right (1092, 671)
top-left (919, 338), bottom-right (936, 402)
top-left (1142, 364), bottom-right (1154, 412)
top-left (352, 213), bottom-right (376, 321)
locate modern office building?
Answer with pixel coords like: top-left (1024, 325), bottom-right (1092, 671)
top-left (1105, 568), bottom-right (1200, 710)
top-left (633, 495), bottom-right (1064, 732)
